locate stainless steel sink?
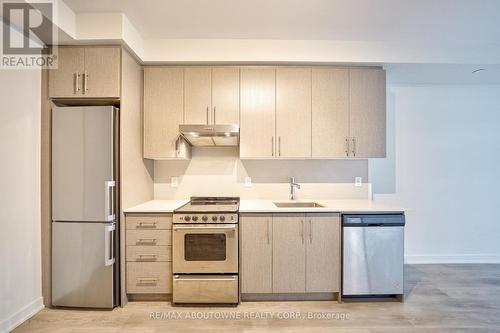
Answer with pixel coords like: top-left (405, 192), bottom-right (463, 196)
top-left (273, 202), bottom-right (324, 208)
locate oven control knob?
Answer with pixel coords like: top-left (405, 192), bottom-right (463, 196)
top-left (202, 215), bottom-right (208, 222)
top-left (212, 216), bottom-right (218, 222)
top-left (192, 216), bottom-right (198, 222)
top-left (184, 216), bottom-right (190, 222)
top-left (219, 216), bottom-right (226, 222)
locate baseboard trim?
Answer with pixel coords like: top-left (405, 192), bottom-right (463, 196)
top-left (0, 297), bottom-right (44, 333)
top-left (405, 254), bottom-right (500, 264)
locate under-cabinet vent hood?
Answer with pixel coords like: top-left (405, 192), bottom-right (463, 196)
top-left (179, 124), bottom-right (239, 147)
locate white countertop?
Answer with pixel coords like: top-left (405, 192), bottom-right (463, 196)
top-left (124, 199), bottom-right (403, 214)
top-left (240, 199), bottom-right (403, 213)
top-left (124, 200), bottom-right (189, 213)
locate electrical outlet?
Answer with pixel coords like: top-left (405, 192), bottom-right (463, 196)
top-left (244, 177), bottom-right (252, 187)
top-left (171, 177), bottom-right (178, 188)
top-left (355, 177), bottom-right (363, 187)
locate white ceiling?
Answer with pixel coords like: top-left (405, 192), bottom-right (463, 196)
top-left (63, 0), bottom-right (500, 42)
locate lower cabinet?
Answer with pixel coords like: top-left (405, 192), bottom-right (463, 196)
top-left (125, 214), bottom-right (173, 295)
top-left (240, 213), bottom-right (341, 296)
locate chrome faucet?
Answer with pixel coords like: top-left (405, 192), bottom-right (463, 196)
top-left (289, 177), bottom-right (301, 200)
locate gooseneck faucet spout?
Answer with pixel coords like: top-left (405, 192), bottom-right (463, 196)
top-left (290, 177), bottom-right (301, 200)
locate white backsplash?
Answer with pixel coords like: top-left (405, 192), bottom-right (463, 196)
top-left (154, 147), bottom-right (371, 200)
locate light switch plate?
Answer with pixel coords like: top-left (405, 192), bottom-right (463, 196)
top-left (244, 177), bottom-right (252, 187)
top-left (171, 177), bottom-right (178, 188)
top-left (355, 177), bottom-right (363, 187)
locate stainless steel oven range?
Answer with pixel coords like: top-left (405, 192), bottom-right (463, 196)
top-left (172, 197), bottom-right (239, 305)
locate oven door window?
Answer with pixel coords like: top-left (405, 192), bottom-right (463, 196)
top-left (184, 233), bottom-right (226, 261)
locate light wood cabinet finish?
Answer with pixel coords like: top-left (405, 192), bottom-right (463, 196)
top-left (126, 229), bottom-right (171, 246)
top-left (240, 215), bottom-right (273, 293)
top-left (305, 213), bottom-right (341, 292)
top-left (126, 262), bottom-right (171, 294)
top-left (48, 47), bottom-right (120, 98)
top-left (143, 67), bottom-right (184, 158)
top-left (239, 67), bottom-right (276, 158)
top-left (349, 68), bottom-right (386, 158)
top-left (83, 47), bottom-right (121, 98)
top-left (272, 214), bottom-right (306, 293)
top-left (276, 68), bottom-right (312, 158)
top-left (48, 47), bottom-right (85, 98)
top-left (126, 214), bottom-right (172, 230)
top-left (184, 67), bottom-right (212, 124)
top-left (211, 67), bottom-right (240, 124)
top-left (311, 68), bottom-right (350, 158)
top-left (126, 245), bottom-right (172, 262)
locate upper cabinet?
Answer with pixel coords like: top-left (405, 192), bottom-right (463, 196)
top-left (184, 67), bottom-right (212, 124)
top-left (143, 67), bottom-right (187, 159)
top-left (184, 67), bottom-right (239, 125)
top-left (49, 47), bottom-right (121, 99)
top-left (311, 68), bottom-right (350, 158)
top-left (240, 67), bottom-right (276, 159)
top-left (349, 68), bottom-right (386, 158)
top-left (276, 68), bottom-right (312, 158)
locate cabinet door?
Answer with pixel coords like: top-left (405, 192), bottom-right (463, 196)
top-left (184, 67), bottom-right (212, 124)
top-left (143, 67), bottom-right (184, 159)
top-left (212, 67), bottom-right (239, 124)
top-left (305, 213), bottom-right (341, 292)
top-left (311, 68), bottom-right (350, 158)
top-left (276, 68), bottom-right (312, 158)
top-left (239, 67), bottom-right (276, 158)
top-left (272, 214), bottom-right (306, 293)
top-left (349, 68), bottom-right (386, 158)
top-left (240, 215), bottom-right (273, 294)
top-left (49, 47), bottom-right (84, 98)
top-left (83, 47), bottom-right (121, 98)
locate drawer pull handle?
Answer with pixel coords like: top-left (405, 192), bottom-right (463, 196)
top-left (137, 254), bottom-right (158, 261)
top-left (137, 278), bottom-right (158, 285)
top-left (137, 222), bottom-right (157, 228)
top-left (136, 238), bottom-right (157, 245)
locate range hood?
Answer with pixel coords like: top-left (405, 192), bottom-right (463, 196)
top-left (179, 124), bottom-right (239, 147)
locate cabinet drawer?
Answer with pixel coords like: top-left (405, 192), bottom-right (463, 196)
top-left (126, 215), bottom-right (172, 230)
top-left (127, 262), bottom-right (171, 294)
top-left (126, 230), bottom-right (171, 246)
top-left (126, 246), bottom-right (171, 262)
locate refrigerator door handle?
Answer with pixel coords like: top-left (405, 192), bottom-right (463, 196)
top-left (105, 223), bottom-right (115, 266)
top-left (105, 181), bottom-right (116, 221)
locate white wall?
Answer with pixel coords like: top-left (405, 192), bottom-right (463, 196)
top-left (0, 69), bottom-right (43, 332)
top-left (371, 84), bottom-right (500, 263)
top-left (154, 147), bottom-right (371, 200)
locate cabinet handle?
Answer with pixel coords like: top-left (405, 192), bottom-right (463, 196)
top-left (352, 137), bottom-right (356, 157)
top-left (82, 71), bottom-right (88, 94)
top-left (137, 222), bottom-right (157, 229)
top-left (137, 238), bottom-right (157, 245)
top-left (213, 106), bottom-right (216, 125)
top-left (206, 106), bottom-right (209, 124)
top-left (309, 220), bottom-right (312, 243)
top-left (345, 137), bottom-right (350, 157)
top-left (271, 136), bottom-right (274, 157)
top-left (137, 278), bottom-right (158, 285)
top-left (74, 72), bottom-right (80, 93)
top-left (278, 136), bottom-right (281, 157)
top-left (300, 220), bottom-right (304, 244)
top-left (137, 254), bottom-right (158, 261)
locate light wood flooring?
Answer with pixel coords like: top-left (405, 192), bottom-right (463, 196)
top-left (13, 264), bottom-right (500, 332)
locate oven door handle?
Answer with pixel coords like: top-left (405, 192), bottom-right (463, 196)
top-left (173, 225), bottom-right (237, 231)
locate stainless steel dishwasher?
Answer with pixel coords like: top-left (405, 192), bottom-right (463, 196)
top-left (342, 214), bottom-right (405, 298)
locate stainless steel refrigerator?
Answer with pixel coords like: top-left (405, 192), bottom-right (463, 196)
top-left (52, 105), bottom-right (119, 308)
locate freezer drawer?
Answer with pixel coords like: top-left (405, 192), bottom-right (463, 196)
top-left (173, 275), bottom-right (239, 304)
top-left (52, 222), bottom-right (115, 308)
top-left (343, 225), bottom-right (404, 296)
